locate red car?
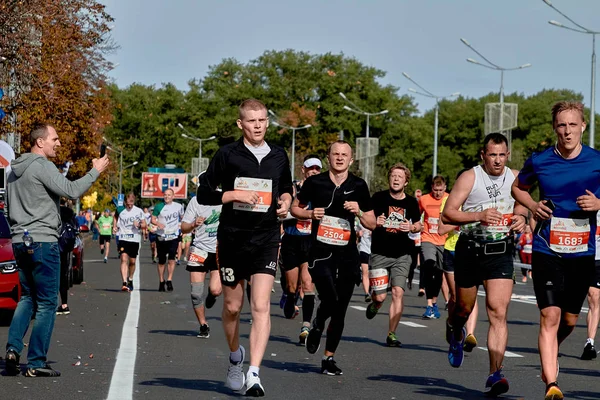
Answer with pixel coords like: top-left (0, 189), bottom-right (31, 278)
top-left (0, 210), bottom-right (20, 313)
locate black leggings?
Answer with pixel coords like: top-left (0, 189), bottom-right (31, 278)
top-left (313, 274), bottom-right (355, 354)
top-left (59, 252), bottom-right (70, 305)
top-left (422, 259), bottom-right (443, 300)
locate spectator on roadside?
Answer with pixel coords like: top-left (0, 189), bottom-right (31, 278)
top-left (57, 198), bottom-right (77, 315)
top-left (518, 225), bottom-right (533, 282)
top-left (3, 123), bottom-right (109, 377)
top-left (75, 211), bottom-right (87, 229)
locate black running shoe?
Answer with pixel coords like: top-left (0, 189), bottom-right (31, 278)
top-left (4, 350), bottom-right (20, 376)
top-left (283, 295), bottom-right (296, 319)
top-left (166, 281), bottom-right (173, 291)
top-left (158, 281), bottom-right (166, 292)
top-left (25, 364), bottom-right (61, 377)
top-left (127, 280), bottom-right (134, 291)
top-left (205, 292), bottom-right (217, 309)
top-left (321, 357), bottom-right (343, 376)
top-left (366, 302), bottom-right (380, 320)
top-left (306, 320), bottom-right (322, 354)
top-left (386, 332), bottom-right (402, 347)
top-left (56, 306), bottom-right (71, 315)
top-left (197, 324), bottom-right (210, 339)
top-left (581, 342), bottom-right (597, 360)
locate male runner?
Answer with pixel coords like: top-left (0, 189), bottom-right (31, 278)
top-left (196, 99), bottom-right (292, 396)
top-left (97, 208), bottom-right (113, 263)
top-left (291, 140), bottom-right (376, 375)
top-left (419, 176), bottom-right (448, 318)
top-left (181, 193), bottom-right (222, 339)
top-left (512, 101), bottom-right (600, 400)
top-left (147, 206), bottom-right (158, 262)
top-left (443, 133), bottom-right (527, 396)
top-left (152, 188), bottom-right (184, 292)
top-left (114, 193), bottom-right (145, 291)
top-left (142, 207), bottom-right (150, 241)
top-left (280, 155), bottom-right (322, 345)
top-left (364, 163), bottom-right (422, 348)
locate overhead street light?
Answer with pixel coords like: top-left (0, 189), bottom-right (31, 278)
top-left (542, 0), bottom-right (599, 148)
top-left (268, 109), bottom-right (311, 180)
top-left (339, 92), bottom-right (388, 185)
top-left (103, 137), bottom-right (126, 195)
top-left (460, 37), bottom-right (531, 136)
top-left (403, 72), bottom-right (459, 177)
top-left (177, 123), bottom-right (216, 160)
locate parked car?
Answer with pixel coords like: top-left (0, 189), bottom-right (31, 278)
top-left (0, 206), bottom-right (19, 315)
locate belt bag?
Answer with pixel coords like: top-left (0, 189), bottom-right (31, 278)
top-left (468, 237), bottom-right (512, 256)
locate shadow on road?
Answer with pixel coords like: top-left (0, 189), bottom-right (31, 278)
top-left (367, 374), bottom-right (489, 399)
top-left (138, 377), bottom-right (237, 396)
top-left (261, 359), bottom-right (320, 374)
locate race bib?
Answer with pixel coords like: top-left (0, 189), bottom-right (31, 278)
top-left (102, 223), bottom-right (111, 230)
top-left (482, 213), bottom-right (513, 234)
top-left (120, 233), bottom-right (134, 240)
top-left (369, 268), bottom-right (389, 292)
top-left (316, 215), bottom-right (351, 246)
top-left (161, 233), bottom-right (178, 241)
top-left (188, 247), bottom-right (208, 266)
top-left (523, 244), bottom-right (532, 254)
top-left (549, 217), bottom-right (590, 253)
top-left (428, 217), bottom-right (439, 234)
top-left (233, 177), bottom-right (272, 213)
top-left (296, 219), bottom-right (312, 234)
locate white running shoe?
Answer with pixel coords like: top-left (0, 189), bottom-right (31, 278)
top-left (245, 371), bottom-right (265, 397)
top-left (226, 345), bottom-right (245, 391)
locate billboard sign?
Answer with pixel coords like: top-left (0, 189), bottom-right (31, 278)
top-left (141, 172), bottom-right (188, 199)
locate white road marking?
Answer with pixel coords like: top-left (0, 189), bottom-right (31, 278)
top-left (399, 321), bottom-right (427, 328)
top-left (477, 347), bottom-right (523, 358)
top-left (106, 256), bottom-right (140, 400)
top-left (351, 306), bottom-right (367, 311)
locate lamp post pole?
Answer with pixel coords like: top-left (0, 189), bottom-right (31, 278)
top-left (339, 92), bottom-right (388, 185)
top-left (268, 110), bottom-right (311, 181)
top-left (402, 72), bottom-right (460, 177)
top-left (178, 123), bottom-right (216, 173)
top-left (542, 0), bottom-right (599, 147)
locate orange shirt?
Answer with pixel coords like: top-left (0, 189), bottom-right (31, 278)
top-left (419, 192), bottom-right (449, 246)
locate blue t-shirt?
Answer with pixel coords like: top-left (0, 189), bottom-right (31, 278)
top-left (518, 145), bottom-right (600, 258)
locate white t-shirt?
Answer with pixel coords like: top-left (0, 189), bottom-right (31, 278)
top-left (153, 201), bottom-right (184, 240)
top-left (245, 141), bottom-right (271, 164)
top-left (357, 223), bottom-right (372, 254)
top-left (116, 205), bottom-right (144, 243)
top-left (182, 197), bottom-right (221, 253)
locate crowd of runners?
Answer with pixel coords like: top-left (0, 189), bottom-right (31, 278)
top-left (17, 99), bottom-right (599, 400)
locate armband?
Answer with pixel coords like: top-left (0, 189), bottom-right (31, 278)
top-left (358, 210), bottom-right (364, 218)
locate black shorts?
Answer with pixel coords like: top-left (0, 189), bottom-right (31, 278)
top-left (186, 251), bottom-right (218, 273)
top-left (280, 234), bottom-right (311, 271)
top-left (532, 252), bottom-right (595, 314)
top-left (308, 244), bottom-right (360, 284)
top-left (454, 235), bottom-right (514, 288)
top-left (118, 240), bottom-right (139, 258)
top-left (217, 230), bottom-right (280, 286)
top-left (157, 239), bottom-right (179, 264)
top-left (593, 260), bottom-right (600, 290)
top-left (99, 235), bottom-right (111, 245)
top-left (360, 251), bottom-right (370, 265)
top-left (148, 233), bottom-right (157, 243)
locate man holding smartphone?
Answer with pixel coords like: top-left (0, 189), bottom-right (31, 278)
top-left (512, 101), bottom-right (600, 400)
top-left (442, 133), bottom-right (527, 397)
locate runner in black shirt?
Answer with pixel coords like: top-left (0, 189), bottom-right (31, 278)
top-left (365, 163), bottom-right (422, 348)
top-left (292, 140), bottom-right (375, 376)
top-left (196, 99), bottom-right (293, 396)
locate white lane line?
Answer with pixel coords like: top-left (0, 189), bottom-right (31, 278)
top-left (399, 321), bottom-right (427, 328)
top-left (477, 347), bottom-right (523, 358)
top-left (351, 306), bottom-right (367, 311)
top-left (106, 256), bottom-right (140, 400)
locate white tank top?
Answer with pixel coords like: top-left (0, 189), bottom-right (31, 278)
top-left (460, 165), bottom-right (516, 241)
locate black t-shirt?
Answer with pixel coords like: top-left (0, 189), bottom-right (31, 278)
top-left (371, 191), bottom-right (420, 258)
top-left (297, 171), bottom-right (372, 250)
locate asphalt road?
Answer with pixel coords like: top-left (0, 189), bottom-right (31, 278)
top-left (1, 240), bottom-right (599, 400)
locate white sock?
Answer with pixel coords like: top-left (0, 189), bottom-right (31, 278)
top-left (248, 366), bottom-right (259, 376)
top-left (587, 338), bottom-right (594, 346)
top-left (229, 348), bottom-right (242, 363)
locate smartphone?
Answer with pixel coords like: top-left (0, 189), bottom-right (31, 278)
top-left (534, 199), bottom-right (556, 235)
top-left (100, 144), bottom-right (106, 157)
top-left (544, 199), bottom-right (556, 211)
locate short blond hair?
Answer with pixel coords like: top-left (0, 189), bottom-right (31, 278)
top-left (551, 101), bottom-right (585, 126)
top-left (388, 163), bottom-right (411, 184)
top-left (239, 99), bottom-right (267, 120)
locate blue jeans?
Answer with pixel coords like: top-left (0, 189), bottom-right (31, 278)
top-left (6, 242), bottom-right (60, 369)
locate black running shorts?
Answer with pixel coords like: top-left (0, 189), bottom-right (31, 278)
top-left (118, 240), bottom-right (139, 259)
top-left (99, 235), bottom-right (111, 245)
top-left (186, 252), bottom-right (218, 273)
top-left (280, 234), bottom-right (311, 271)
top-left (216, 230), bottom-right (279, 286)
top-left (308, 244), bottom-right (360, 284)
top-left (157, 239), bottom-right (179, 264)
top-left (532, 252), bottom-right (595, 314)
top-left (593, 260), bottom-right (600, 290)
top-left (454, 235), bottom-right (514, 288)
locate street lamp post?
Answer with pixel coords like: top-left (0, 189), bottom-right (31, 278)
top-left (102, 136), bottom-right (124, 195)
top-left (339, 92), bottom-right (388, 184)
top-left (123, 161), bottom-right (138, 193)
top-left (178, 123), bottom-right (216, 164)
top-left (268, 110), bottom-right (311, 181)
top-left (402, 73), bottom-right (460, 177)
top-left (542, 0), bottom-right (599, 148)
top-left (460, 38), bottom-right (531, 136)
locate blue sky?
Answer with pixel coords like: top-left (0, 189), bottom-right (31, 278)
top-left (101, 0), bottom-right (600, 114)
